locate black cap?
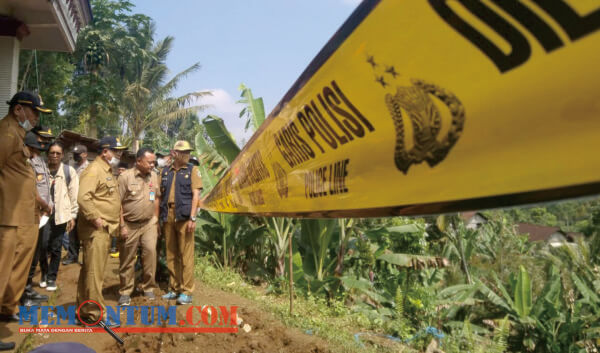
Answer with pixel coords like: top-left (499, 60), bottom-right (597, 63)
top-left (24, 131), bottom-right (48, 151)
top-left (32, 125), bottom-right (55, 138)
top-left (73, 144), bottom-right (87, 154)
top-left (7, 91), bottom-right (52, 113)
top-left (98, 136), bottom-right (127, 150)
top-left (189, 156), bottom-right (200, 166)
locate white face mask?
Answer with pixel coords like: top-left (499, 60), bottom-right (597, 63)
top-left (157, 158), bottom-right (166, 168)
top-left (18, 119), bottom-right (34, 131)
top-left (109, 157), bottom-right (120, 168)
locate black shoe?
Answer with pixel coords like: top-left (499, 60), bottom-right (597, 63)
top-left (26, 289), bottom-right (49, 302)
top-left (21, 298), bottom-right (43, 307)
top-left (62, 257), bottom-right (76, 265)
top-left (0, 340), bottom-right (15, 351)
top-left (0, 314), bottom-right (19, 323)
top-left (46, 280), bottom-right (57, 291)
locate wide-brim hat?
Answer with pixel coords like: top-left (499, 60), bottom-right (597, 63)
top-left (173, 140), bottom-right (193, 152)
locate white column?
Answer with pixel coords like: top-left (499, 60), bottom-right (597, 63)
top-left (0, 36), bottom-right (20, 117)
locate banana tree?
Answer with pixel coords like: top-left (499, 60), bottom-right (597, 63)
top-left (267, 217), bottom-right (297, 277)
top-left (437, 215), bottom-right (476, 284)
top-left (236, 84), bottom-right (298, 279)
top-left (194, 119), bottom-right (257, 268)
top-left (443, 263), bottom-right (600, 352)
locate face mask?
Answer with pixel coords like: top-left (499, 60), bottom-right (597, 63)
top-left (157, 158), bottom-right (166, 168)
top-left (18, 119), bottom-right (34, 131)
top-left (109, 157), bottom-right (120, 168)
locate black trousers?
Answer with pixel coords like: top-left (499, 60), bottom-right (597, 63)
top-left (40, 216), bottom-right (67, 282)
top-left (67, 220), bottom-right (80, 261)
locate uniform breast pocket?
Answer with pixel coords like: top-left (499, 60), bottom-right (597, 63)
top-left (179, 183), bottom-right (192, 194)
top-left (128, 184), bottom-right (141, 197)
top-left (100, 179), bottom-right (117, 195)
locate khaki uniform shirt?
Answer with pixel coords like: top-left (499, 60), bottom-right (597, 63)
top-left (167, 165), bottom-right (203, 203)
top-left (118, 168), bottom-right (161, 222)
top-left (31, 155), bottom-right (53, 210)
top-left (77, 156), bottom-right (120, 234)
top-left (76, 160), bottom-right (89, 176)
top-left (0, 115), bottom-right (36, 226)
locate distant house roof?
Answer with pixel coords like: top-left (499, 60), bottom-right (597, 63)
top-left (459, 211), bottom-right (488, 222)
top-left (517, 223), bottom-right (566, 242)
top-left (57, 130), bottom-right (135, 162)
top-left (58, 130), bottom-right (98, 151)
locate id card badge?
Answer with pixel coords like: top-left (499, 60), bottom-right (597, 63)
top-left (149, 191), bottom-right (155, 202)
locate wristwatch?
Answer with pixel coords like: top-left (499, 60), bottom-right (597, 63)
top-left (190, 216), bottom-right (197, 222)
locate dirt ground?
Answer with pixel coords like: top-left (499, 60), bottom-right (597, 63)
top-left (0, 254), bottom-right (330, 353)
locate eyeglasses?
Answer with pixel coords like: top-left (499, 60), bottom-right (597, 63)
top-left (48, 152), bottom-right (62, 155)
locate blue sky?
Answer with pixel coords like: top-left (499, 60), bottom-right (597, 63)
top-left (132, 0), bottom-right (361, 144)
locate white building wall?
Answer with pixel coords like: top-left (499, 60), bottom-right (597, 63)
top-left (465, 214), bottom-right (487, 230)
top-left (0, 36), bottom-right (19, 117)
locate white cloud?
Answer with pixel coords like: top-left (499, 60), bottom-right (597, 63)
top-left (198, 88), bottom-right (253, 146)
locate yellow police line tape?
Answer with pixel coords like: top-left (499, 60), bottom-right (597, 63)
top-left (203, 0), bottom-right (600, 217)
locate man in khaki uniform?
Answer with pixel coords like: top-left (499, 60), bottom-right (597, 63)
top-left (76, 136), bottom-right (127, 326)
top-left (159, 141), bottom-right (202, 305)
top-left (0, 92), bottom-right (51, 350)
top-left (117, 148), bottom-right (160, 305)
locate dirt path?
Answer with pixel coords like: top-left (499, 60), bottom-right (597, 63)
top-left (0, 255), bottom-right (330, 353)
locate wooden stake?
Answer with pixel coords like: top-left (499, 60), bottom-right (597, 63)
top-left (289, 234), bottom-right (294, 315)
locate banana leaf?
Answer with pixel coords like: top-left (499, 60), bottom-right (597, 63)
top-left (514, 265), bottom-right (532, 318)
top-left (202, 115), bottom-right (240, 164)
top-left (238, 83), bottom-right (266, 131)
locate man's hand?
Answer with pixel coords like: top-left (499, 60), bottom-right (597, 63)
top-left (66, 219), bottom-right (75, 233)
top-left (42, 203), bottom-right (52, 215)
top-left (93, 218), bottom-right (104, 230)
top-left (186, 220), bottom-right (196, 233)
top-left (120, 224), bottom-right (129, 238)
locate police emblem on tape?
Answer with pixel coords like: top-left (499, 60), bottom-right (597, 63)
top-left (368, 55), bottom-right (465, 174)
top-left (385, 79), bottom-right (465, 174)
top-left (272, 162), bottom-right (288, 199)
